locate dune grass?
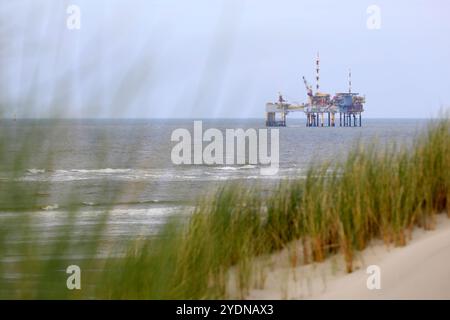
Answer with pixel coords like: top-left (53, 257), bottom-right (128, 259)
top-left (0, 118), bottom-right (449, 299)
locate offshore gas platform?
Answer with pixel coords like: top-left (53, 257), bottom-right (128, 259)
top-left (265, 54), bottom-right (365, 127)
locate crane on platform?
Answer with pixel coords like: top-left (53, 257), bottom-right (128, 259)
top-left (302, 76), bottom-right (313, 97)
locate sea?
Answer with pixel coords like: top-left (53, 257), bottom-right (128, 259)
top-left (0, 118), bottom-right (427, 242)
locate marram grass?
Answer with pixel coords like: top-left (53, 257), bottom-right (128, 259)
top-left (0, 119), bottom-right (449, 299)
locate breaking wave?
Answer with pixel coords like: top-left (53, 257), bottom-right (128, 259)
top-left (27, 169), bottom-right (46, 174)
top-left (20, 166), bottom-right (307, 183)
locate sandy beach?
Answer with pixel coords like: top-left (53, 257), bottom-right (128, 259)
top-left (236, 214), bottom-right (450, 300)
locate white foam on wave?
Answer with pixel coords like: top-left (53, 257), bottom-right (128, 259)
top-left (27, 169), bottom-right (46, 174)
top-left (20, 165), bottom-right (292, 183)
top-left (21, 168), bottom-right (135, 182)
top-left (216, 165), bottom-right (257, 171)
top-left (217, 166), bottom-right (239, 171)
top-left (30, 205), bottom-right (192, 228)
top-left (56, 168), bottom-right (132, 174)
top-left (41, 204), bottom-right (59, 211)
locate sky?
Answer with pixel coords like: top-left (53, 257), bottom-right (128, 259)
top-left (1, 0), bottom-right (449, 118)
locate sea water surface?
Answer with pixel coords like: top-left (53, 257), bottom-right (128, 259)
top-left (0, 118), bottom-right (427, 242)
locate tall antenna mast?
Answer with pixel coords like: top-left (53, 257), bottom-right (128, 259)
top-left (348, 68), bottom-right (352, 93)
top-left (315, 52), bottom-right (320, 93)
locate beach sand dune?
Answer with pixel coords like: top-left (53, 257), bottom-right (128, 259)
top-left (241, 215), bottom-right (450, 300)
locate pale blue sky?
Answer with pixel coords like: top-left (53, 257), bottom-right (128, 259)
top-left (1, 0), bottom-right (449, 118)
